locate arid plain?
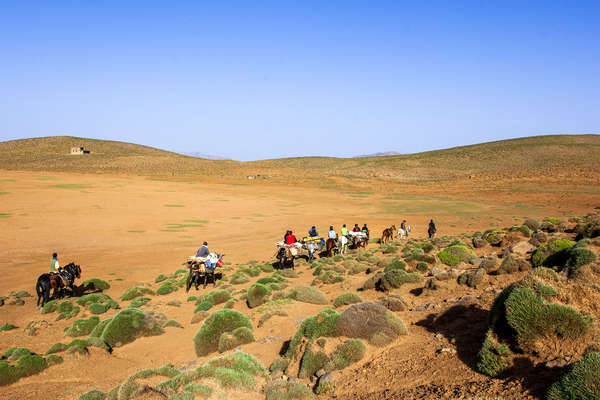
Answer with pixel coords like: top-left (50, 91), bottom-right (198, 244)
top-left (1, 135), bottom-right (600, 399)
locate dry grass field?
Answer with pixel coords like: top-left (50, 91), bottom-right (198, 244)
top-left (1, 135), bottom-right (599, 399)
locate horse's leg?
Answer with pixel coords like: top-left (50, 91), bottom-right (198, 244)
top-left (212, 272), bottom-right (216, 288)
top-left (203, 273), bottom-right (208, 289)
top-left (186, 273), bottom-right (192, 293)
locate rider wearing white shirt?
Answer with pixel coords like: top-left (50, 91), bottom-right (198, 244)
top-left (328, 226), bottom-right (337, 239)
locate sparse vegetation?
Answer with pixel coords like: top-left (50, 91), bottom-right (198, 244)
top-left (193, 310), bottom-right (254, 356)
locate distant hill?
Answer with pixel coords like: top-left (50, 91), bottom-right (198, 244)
top-left (183, 152), bottom-right (230, 161)
top-left (354, 151), bottom-right (401, 158)
top-left (1, 134), bottom-right (598, 182)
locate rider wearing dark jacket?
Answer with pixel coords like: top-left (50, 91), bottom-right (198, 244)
top-left (196, 242), bottom-right (210, 257)
top-left (352, 224), bottom-right (361, 232)
top-left (308, 226), bottom-right (319, 237)
top-left (428, 220), bottom-right (437, 238)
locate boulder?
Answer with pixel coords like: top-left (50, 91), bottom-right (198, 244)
top-left (510, 241), bottom-right (535, 257)
top-left (334, 302), bottom-right (407, 346)
top-left (379, 294), bottom-right (408, 311)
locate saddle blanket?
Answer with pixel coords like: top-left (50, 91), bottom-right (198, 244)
top-left (302, 236), bottom-right (323, 243)
top-left (348, 231), bottom-right (368, 239)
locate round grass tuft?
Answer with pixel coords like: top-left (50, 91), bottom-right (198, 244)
top-left (193, 310), bottom-right (253, 357)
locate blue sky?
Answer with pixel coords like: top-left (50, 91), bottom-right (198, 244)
top-left (1, 1), bottom-right (598, 160)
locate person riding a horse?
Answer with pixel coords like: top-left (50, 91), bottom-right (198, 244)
top-left (196, 242), bottom-right (210, 258)
top-left (50, 253), bottom-right (68, 287)
top-left (328, 226), bottom-right (337, 240)
top-left (341, 224), bottom-right (348, 237)
top-left (361, 224), bottom-right (370, 239)
top-left (285, 231), bottom-right (297, 245)
top-left (309, 226), bottom-right (325, 246)
top-left (352, 224), bottom-right (361, 232)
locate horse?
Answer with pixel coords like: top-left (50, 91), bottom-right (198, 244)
top-left (325, 238), bottom-right (338, 257)
top-left (36, 262), bottom-right (81, 307)
top-left (186, 254), bottom-right (223, 291)
top-left (381, 225), bottom-right (396, 244)
top-left (337, 235), bottom-right (349, 254)
top-left (351, 235), bottom-right (368, 250)
top-left (398, 225), bottom-right (412, 239)
top-left (276, 246), bottom-right (296, 269)
top-left (303, 241), bottom-right (320, 262)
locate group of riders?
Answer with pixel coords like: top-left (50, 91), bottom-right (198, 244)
top-left (39, 219), bottom-right (440, 300)
top-left (282, 223), bottom-right (370, 246)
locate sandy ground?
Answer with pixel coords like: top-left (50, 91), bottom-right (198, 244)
top-left (0, 169), bottom-right (598, 399)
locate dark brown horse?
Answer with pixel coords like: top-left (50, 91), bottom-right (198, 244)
top-left (352, 235), bottom-right (368, 250)
top-left (36, 263), bottom-right (81, 306)
top-left (325, 238), bottom-right (338, 257)
top-left (276, 246), bottom-right (295, 269)
top-left (381, 225), bottom-right (396, 244)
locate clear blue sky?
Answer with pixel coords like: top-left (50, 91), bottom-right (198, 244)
top-left (1, 1), bottom-right (598, 160)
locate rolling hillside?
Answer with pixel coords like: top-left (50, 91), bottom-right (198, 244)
top-left (0, 135), bottom-right (598, 182)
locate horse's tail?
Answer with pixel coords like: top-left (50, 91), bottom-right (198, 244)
top-left (36, 275), bottom-right (49, 306)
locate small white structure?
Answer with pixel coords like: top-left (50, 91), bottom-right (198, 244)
top-left (70, 147), bottom-right (90, 155)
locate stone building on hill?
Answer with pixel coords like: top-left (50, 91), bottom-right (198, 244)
top-left (70, 146), bottom-right (90, 155)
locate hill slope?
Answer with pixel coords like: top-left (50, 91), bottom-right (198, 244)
top-left (0, 134), bottom-right (598, 181)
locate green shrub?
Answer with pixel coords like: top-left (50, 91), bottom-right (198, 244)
top-left (0, 323), bottom-right (17, 332)
top-left (287, 309), bottom-right (340, 357)
top-left (437, 244), bottom-right (474, 266)
top-left (128, 297), bottom-right (151, 308)
top-left (89, 303), bottom-right (110, 314)
top-left (260, 263), bottom-right (275, 273)
top-left (65, 316), bottom-right (100, 337)
top-left (257, 276), bottom-right (277, 285)
top-left (230, 272), bottom-right (250, 285)
top-left (477, 330), bottom-right (512, 377)
top-left (416, 262), bottom-right (429, 272)
top-left (194, 301), bottom-right (213, 313)
top-left (120, 286), bottom-right (154, 301)
top-left (298, 344), bottom-right (329, 378)
top-left (217, 326), bottom-right (255, 352)
top-left (41, 300), bottom-right (58, 314)
top-left (100, 309), bottom-right (164, 347)
top-left (264, 380), bottom-right (314, 400)
top-left (13, 290), bottom-right (31, 298)
top-left (284, 286), bottom-right (328, 304)
top-left (45, 343), bottom-right (67, 355)
top-left (518, 225), bottom-right (532, 237)
top-left (154, 274), bottom-right (168, 283)
top-left (380, 243), bottom-right (398, 254)
top-left (564, 248), bottom-right (597, 273)
top-left (193, 310), bottom-right (253, 356)
top-left (89, 318), bottom-right (112, 338)
top-left (333, 293), bottom-right (362, 308)
top-left (531, 239), bottom-right (576, 267)
top-left (46, 354), bottom-right (63, 366)
top-left (77, 293), bottom-right (118, 310)
top-left (3, 347), bottom-right (32, 361)
top-left (327, 339), bottom-right (366, 370)
top-left (384, 259), bottom-right (406, 273)
top-left (76, 390), bottom-right (106, 400)
top-left (204, 289), bottom-right (231, 305)
top-left (505, 288), bottom-right (593, 349)
top-left (82, 278), bottom-right (110, 291)
top-left (547, 351), bottom-right (600, 400)
top-left (247, 283), bottom-right (271, 308)
top-left (241, 267), bottom-right (260, 277)
top-left (156, 281), bottom-right (177, 295)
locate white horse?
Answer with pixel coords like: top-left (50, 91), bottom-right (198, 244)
top-left (303, 241), bottom-right (322, 262)
top-left (397, 226), bottom-right (411, 239)
top-left (337, 236), bottom-right (349, 254)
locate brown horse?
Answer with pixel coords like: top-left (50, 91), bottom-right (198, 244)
top-left (325, 238), bottom-right (338, 257)
top-left (352, 235), bottom-right (368, 250)
top-left (381, 225), bottom-right (396, 244)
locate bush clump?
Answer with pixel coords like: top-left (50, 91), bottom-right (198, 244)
top-left (128, 297), bottom-right (151, 308)
top-left (230, 272), bottom-right (250, 285)
top-left (0, 351), bottom-right (48, 386)
top-left (120, 286), bottom-right (154, 301)
top-left (327, 339), bottom-right (366, 370)
top-left (477, 330), bottom-right (512, 377)
top-left (247, 283), bottom-right (271, 308)
top-left (193, 310), bottom-right (254, 356)
top-left (531, 239), bottom-right (576, 267)
top-left (384, 258), bottom-right (406, 273)
top-left (203, 289), bottom-right (231, 305)
top-left (264, 380), bottom-right (314, 400)
top-left (547, 351), bottom-right (600, 400)
top-left (82, 278), bottom-right (110, 291)
top-left (156, 281), bottom-right (177, 295)
top-left (284, 286), bottom-right (328, 304)
top-left (564, 248), bottom-right (597, 273)
top-left (41, 300), bottom-right (58, 314)
top-left (333, 293), bottom-right (362, 308)
top-left (334, 302), bottom-right (407, 346)
top-left (100, 309), bottom-right (165, 347)
top-left (65, 316), bottom-right (100, 337)
top-left (437, 244), bottom-right (474, 266)
top-left (504, 288), bottom-right (593, 349)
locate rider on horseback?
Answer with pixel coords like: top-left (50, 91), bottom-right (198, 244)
top-left (361, 224), bottom-right (370, 239)
top-left (341, 224), bottom-right (348, 237)
top-left (328, 226), bottom-right (337, 240)
top-left (50, 253), bottom-right (68, 287)
top-left (196, 242), bottom-right (210, 258)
